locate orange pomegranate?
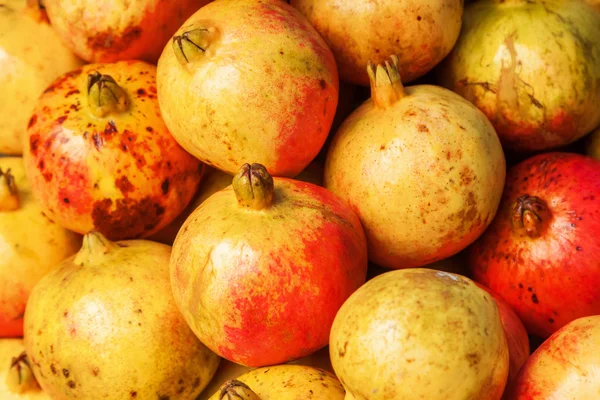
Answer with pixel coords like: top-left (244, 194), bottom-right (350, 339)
top-left (41, 0), bottom-right (213, 63)
top-left (157, 0), bottom-right (339, 177)
top-left (23, 61), bottom-right (203, 240)
top-left (170, 163), bottom-right (368, 367)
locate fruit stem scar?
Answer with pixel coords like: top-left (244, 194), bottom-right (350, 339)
top-left (511, 195), bottom-right (552, 238)
top-left (172, 28), bottom-right (215, 65)
top-left (6, 352), bottom-right (40, 394)
top-left (232, 163), bottom-right (274, 210)
top-left (218, 379), bottom-right (261, 400)
top-left (73, 231), bottom-right (119, 266)
top-left (0, 168), bottom-right (20, 211)
top-left (86, 71), bottom-right (130, 118)
top-left (367, 54), bottom-right (405, 109)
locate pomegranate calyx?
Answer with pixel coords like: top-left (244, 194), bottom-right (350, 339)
top-left (73, 231), bottom-right (119, 266)
top-left (233, 163), bottom-right (274, 210)
top-left (172, 28), bottom-right (216, 66)
top-left (6, 352), bottom-right (40, 394)
top-left (86, 71), bottom-right (130, 118)
top-left (367, 54), bottom-right (405, 109)
top-left (511, 195), bottom-right (551, 238)
top-left (0, 167), bottom-right (19, 211)
top-left (218, 379), bottom-right (261, 400)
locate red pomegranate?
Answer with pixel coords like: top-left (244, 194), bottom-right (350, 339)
top-left (468, 152), bottom-right (600, 338)
top-left (475, 283), bottom-right (530, 384)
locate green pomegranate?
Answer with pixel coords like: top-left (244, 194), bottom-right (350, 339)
top-left (438, 0), bottom-right (600, 152)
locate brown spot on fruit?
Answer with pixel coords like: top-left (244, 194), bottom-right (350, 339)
top-left (30, 134), bottom-right (41, 156)
top-left (57, 116), bottom-right (67, 124)
top-left (418, 124), bottom-right (429, 132)
top-left (105, 121), bottom-right (118, 136)
top-left (161, 179), bottom-right (169, 195)
top-left (92, 133), bottom-right (103, 151)
top-left (130, 392), bottom-right (137, 398)
top-left (62, 368), bottom-right (70, 378)
top-left (115, 176), bottom-right (135, 195)
top-left (87, 26), bottom-right (142, 53)
top-left (63, 198), bottom-right (70, 204)
top-left (532, 293), bottom-right (539, 304)
top-left (137, 89), bottom-right (146, 95)
top-left (28, 115), bottom-right (38, 128)
top-left (65, 89), bottom-right (80, 97)
top-left (319, 79), bottom-right (327, 89)
top-left (465, 352), bottom-right (480, 367)
top-left (146, 126), bottom-right (153, 132)
top-left (43, 172), bottom-right (53, 182)
top-left (91, 197), bottom-right (166, 240)
top-left (50, 364), bottom-right (57, 375)
top-left (67, 380), bottom-right (76, 388)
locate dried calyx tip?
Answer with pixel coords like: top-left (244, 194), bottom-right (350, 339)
top-left (0, 167), bottom-right (19, 211)
top-left (512, 195), bottom-right (552, 238)
top-left (173, 28), bottom-right (214, 65)
top-left (73, 231), bottom-right (119, 266)
top-left (6, 352), bottom-right (40, 394)
top-left (232, 163), bottom-right (274, 210)
top-left (86, 71), bottom-right (129, 118)
top-left (367, 55), bottom-right (404, 108)
top-left (219, 379), bottom-right (261, 400)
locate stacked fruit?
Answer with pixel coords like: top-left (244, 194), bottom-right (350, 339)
top-left (1, 0), bottom-right (600, 399)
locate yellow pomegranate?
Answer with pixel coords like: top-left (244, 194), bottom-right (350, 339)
top-left (41, 0), bottom-right (213, 63)
top-left (290, 0), bottom-right (463, 86)
top-left (197, 347), bottom-right (334, 400)
top-left (207, 365), bottom-right (345, 400)
top-left (324, 55), bottom-right (506, 269)
top-left (0, 339), bottom-right (49, 399)
top-left (23, 61), bottom-right (203, 240)
top-left (0, 157), bottom-right (81, 338)
top-left (0, 1), bottom-right (82, 155)
top-left (23, 232), bottom-right (220, 399)
top-left (330, 269), bottom-right (509, 400)
top-left (437, 0), bottom-right (600, 152)
top-left (157, 0), bottom-right (339, 177)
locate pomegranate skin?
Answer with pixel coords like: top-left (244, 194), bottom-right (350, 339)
top-left (508, 316), bottom-right (600, 400)
top-left (468, 152), bottom-right (600, 338)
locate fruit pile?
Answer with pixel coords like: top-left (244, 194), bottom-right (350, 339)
top-left (1, 0), bottom-right (600, 399)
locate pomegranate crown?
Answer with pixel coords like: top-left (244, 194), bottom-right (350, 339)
top-left (86, 71), bottom-right (130, 118)
top-left (366, 55), bottom-right (405, 108)
top-left (0, 167), bottom-right (19, 211)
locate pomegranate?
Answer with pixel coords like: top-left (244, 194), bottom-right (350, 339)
top-left (508, 315), bottom-right (600, 399)
top-left (437, 0), bottom-right (600, 152)
top-left (23, 61), bottom-right (203, 240)
top-left (0, 339), bottom-right (48, 399)
top-left (157, 0), bottom-right (338, 177)
top-left (208, 366), bottom-right (345, 400)
top-left (0, 158), bottom-right (81, 338)
top-left (41, 0), bottom-right (212, 63)
top-left (290, 0), bottom-right (463, 86)
top-left (0, 1), bottom-right (82, 155)
top-left (197, 347), bottom-right (335, 400)
top-left (170, 163), bottom-right (367, 367)
top-left (23, 232), bottom-right (220, 399)
top-left (330, 269), bottom-right (509, 400)
top-left (475, 283), bottom-right (530, 384)
top-left (468, 152), bottom-right (600, 338)
top-left (324, 55), bottom-right (506, 269)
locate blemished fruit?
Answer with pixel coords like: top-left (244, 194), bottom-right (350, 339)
top-left (475, 283), bottom-right (530, 384)
top-left (197, 346), bottom-right (334, 400)
top-left (23, 232), bottom-right (220, 400)
top-left (437, 0), bottom-right (600, 152)
top-left (468, 152), bottom-right (600, 338)
top-left (330, 268), bottom-right (509, 400)
top-left (324, 55), bottom-right (506, 269)
top-left (207, 365), bottom-right (345, 400)
top-left (0, 1), bottom-right (82, 155)
top-left (170, 163), bottom-right (368, 367)
top-left (508, 315), bottom-right (600, 399)
top-left (41, 0), bottom-right (213, 63)
top-left (0, 157), bottom-right (81, 338)
top-left (23, 61), bottom-right (203, 240)
top-left (0, 339), bottom-right (49, 399)
top-left (290, 0), bottom-right (463, 86)
top-left (585, 126), bottom-right (600, 160)
top-left (157, 0), bottom-right (339, 177)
